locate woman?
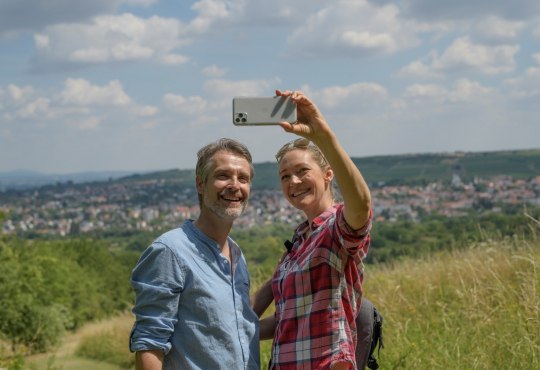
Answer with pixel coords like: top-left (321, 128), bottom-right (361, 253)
top-left (257, 90), bottom-right (372, 370)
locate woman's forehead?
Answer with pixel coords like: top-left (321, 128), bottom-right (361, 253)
top-left (279, 149), bottom-right (316, 169)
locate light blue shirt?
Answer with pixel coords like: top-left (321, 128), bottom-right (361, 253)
top-left (130, 220), bottom-right (260, 370)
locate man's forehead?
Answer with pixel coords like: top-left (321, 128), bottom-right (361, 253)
top-left (211, 151), bottom-right (250, 170)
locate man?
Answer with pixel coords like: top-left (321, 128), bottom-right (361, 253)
top-left (130, 138), bottom-right (260, 370)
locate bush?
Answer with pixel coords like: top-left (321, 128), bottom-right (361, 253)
top-left (0, 237), bottom-right (136, 354)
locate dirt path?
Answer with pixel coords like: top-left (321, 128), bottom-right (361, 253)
top-left (26, 311), bottom-right (134, 370)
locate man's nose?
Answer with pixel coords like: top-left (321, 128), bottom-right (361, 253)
top-left (226, 177), bottom-right (239, 188)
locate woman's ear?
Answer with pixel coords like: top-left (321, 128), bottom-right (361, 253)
top-left (324, 167), bottom-right (334, 184)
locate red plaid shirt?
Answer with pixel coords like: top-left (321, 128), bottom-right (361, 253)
top-left (269, 204), bottom-right (372, 370)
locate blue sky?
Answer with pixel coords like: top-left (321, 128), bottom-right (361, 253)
top-left (1, 0), bottom-right (539, 174)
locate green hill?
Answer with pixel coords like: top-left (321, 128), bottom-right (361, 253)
top-left (117, 149), bottom-right (540, 190)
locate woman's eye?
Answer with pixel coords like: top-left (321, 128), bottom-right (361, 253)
top-left (280, 174), bottom-right (290, 181)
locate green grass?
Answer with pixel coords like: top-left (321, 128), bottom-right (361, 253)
top-left (18, 233), bottom-right (540, 370)
top-left (20, 313), bottom-right (135, 370)
top-left (76, 330), bottom-right (134, 369)
top-left (364, 236), bottom-right (540, 369)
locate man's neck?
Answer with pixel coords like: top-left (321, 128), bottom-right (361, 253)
top-left (193, 211), bottom-right (233, 248)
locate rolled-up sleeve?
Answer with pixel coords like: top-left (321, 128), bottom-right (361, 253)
top-left (130, 242), bottom-right (184, 354)
top-left (335, 206), bottom-right (373, 257)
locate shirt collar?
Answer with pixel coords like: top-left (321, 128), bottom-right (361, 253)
top-left (295, 204), bottom-right (338, 236)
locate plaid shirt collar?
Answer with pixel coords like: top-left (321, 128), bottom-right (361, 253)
top-left (294, 204), bottom-right (338, 238)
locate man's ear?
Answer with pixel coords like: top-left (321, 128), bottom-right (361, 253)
top-left (196, 175), bottom-right (204, 195)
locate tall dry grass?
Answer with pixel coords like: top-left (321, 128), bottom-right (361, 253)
top-left (364, 233), bottom-right (539, 369)
top-left (75, 312), bottom-right (135, 369)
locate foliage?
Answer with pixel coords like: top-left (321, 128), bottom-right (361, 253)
top-left (367, 209), bottom-right (539, 263)
top-left (0, 354), bottom-right (60, 370)
top-left (0, 238), bottom-right (138, 354)
top-left (231, 223), bottom-right (292, 286)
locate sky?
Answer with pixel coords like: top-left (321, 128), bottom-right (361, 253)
top-left (0, 0), bottom-right (539, 174)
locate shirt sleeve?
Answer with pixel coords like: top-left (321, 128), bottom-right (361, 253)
top-left (130, 242), bottom-right (184, 354)
top-left (335, 205), bottom-right (372, 257)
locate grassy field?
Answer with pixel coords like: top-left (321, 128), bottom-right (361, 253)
top-left (364, 235), bottom-right (540, 369)
top-left (16, 234), bottom-right (540, 370)
top-left (23, 312), bottom-right (135, 370)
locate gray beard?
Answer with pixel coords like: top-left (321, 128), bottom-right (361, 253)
top-left (203, 195), bottom-right (247, 220)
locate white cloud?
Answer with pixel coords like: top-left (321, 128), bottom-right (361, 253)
top-left (75, 116), bottom-right (103, 130)
top-left (534, 24), bottom-right (540, 38)
top-left (161, 53), bottom-right (190, 65)
top-left (398, 0), bottom-right (540, 21)
top-left (1, 85), bottom-right (39, 116)
top-left (33, 13), bottom-right (187, 67)
top-left (504, 65), bottom-right (540, 99)
top-left (202, 65), bottom-right (227, 77)
top-left (473, 16), bottom-right (525, 42)
top-left (163, 94), bottom-right (208, 115)
top-left (186, 0), bottom-right (316, 32)
top-left (301, 82), bottom-right (388, 110)
top-left (399, 36), bottom-right (519, 78)
top-left (15, 98), bottom-right (51, 119)
top-left (397, 57), bottom-right (442, 79)
top-left (59, 79), bottom-right (131, 106)
top-left (7, 84), bottom-right (35, 102)
top-left (404, 79), bottom-right (494, 104)
top-left (285, 1), bottom-right (424, 58)
top-left (449, 79), bottom-right (495, 102)
top-left (203, 78), bottom-right (280, 99)
top-left (405, 83), bottom-right (447, 99)
top-left (533, 52), bottom-right (540, 64)
top-left (0, 0), bottom-right (157, 35)
top-left (136, 105), bottom-right (159, 117)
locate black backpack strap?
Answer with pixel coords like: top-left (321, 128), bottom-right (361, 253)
top-left (367, 306), bottom-right (384, 370)
top-left (355, 298), bottom-right (384, 370)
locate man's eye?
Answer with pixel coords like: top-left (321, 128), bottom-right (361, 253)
top-left (280, 174), bottom-right (290, 181)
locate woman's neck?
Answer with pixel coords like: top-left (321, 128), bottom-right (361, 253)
top-left (305, 197), bottom-right (334, 226)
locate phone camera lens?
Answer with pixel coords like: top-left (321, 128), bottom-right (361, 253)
top-left (235, 118), bottom-right (240, 123)
top-left (241, 118), bottom-right (247, 123)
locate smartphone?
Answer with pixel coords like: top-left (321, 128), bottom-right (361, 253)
top-left (232, 96), bottom-right (297, 126)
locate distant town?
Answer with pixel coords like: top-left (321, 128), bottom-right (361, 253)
top-left (1, 173), bottom-right (539, 236)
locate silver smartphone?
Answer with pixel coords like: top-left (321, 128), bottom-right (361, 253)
top-left (232, 96), bottom-right (297, 126)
